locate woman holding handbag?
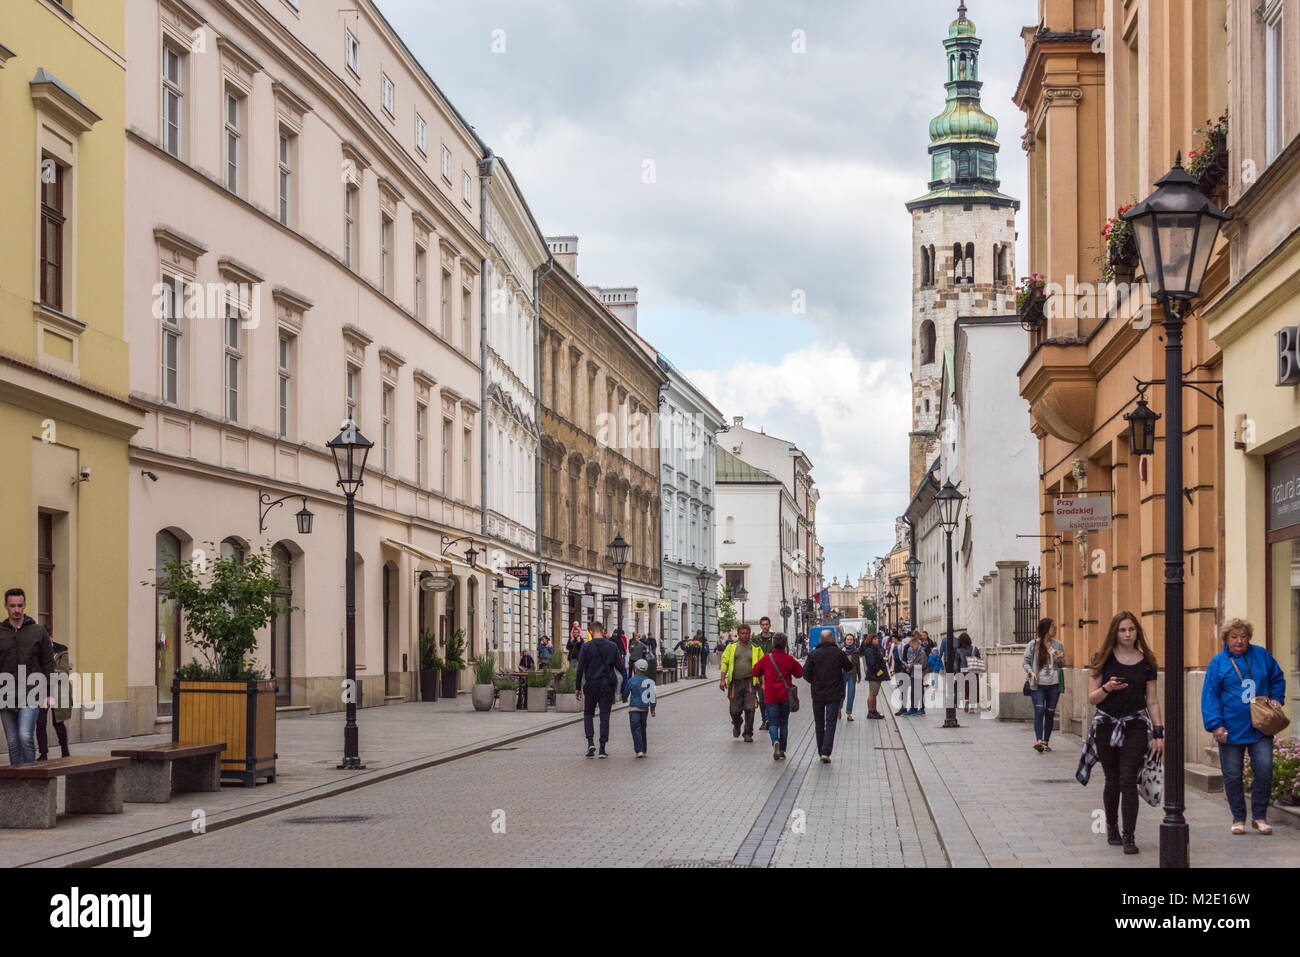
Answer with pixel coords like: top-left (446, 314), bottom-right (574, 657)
top-left (752, 634), bottom-right (802, 760)
top-left (1201, 618), bottom-right (1288, 835)
top-left (862, 633), bottom-right (889, 719)
top-left (1023, 618), bottom-right (1065, 752)
top-left (1081, 611), bottom-right (1164, 855)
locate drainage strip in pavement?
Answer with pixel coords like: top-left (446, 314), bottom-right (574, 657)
top-left (732, 721), bottom-right (817, 868)
top-left (25, 680), bottom-right (713, 869)
top-left (890, 711), bottom-right (989, 868)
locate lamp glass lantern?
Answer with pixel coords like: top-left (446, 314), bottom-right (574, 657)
top-left (608, 533), bottom-right (630, 568)
top-left (735, 585), bottom-right (748, 603)
top-left (1121, 157), bottom-right (1229, 302)
top-left (935, 479), bottom-right (965, 533)
top-left (295, 502), bottom-right (314, 535)
top-left (539, 569), bottom-right (550, 588)
top-left (465, 543), bottom-right (479, 568)
top-left (889, 579), bottom-right (900, 599)
top-left (906, 555), bottom-right (920, 581)
top-left (1123, 397), bottom-right (1161, 457)
top-left (326, 419), bottom-right (374, 495)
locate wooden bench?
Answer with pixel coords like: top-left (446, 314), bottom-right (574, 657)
top-left (110, 742), bottom-right (225, 803)
top-left (0, 756), bottom-right (130, 828)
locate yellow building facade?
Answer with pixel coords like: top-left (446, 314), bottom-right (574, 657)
top-left (1207, 0), bottom-right (1300, 735)
top-left (1013, 0), bottom-right (1230, 755)
top-left (0, 1), bottom-right (143, 738)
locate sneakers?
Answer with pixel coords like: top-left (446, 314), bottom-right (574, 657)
top-left (586, 744), bottom-right (596, 758)
top-left (635, 752), bottom-right (645, 759)
top-left (918, 709), bottom-right (926, 716)
top-left (894, 707), bottom-right (907, 717)
top-left (759, 723), bottom-right (770, 731)
top-left (1107, 825), bottom-right (1122, 846)
top-left (732, 724), bottom-right (742, 739)
top-left (743, 734), bottom-right (754, 743)
top-left (773, 742), bottom-right (781, 761)
top-left (820, 755), bottom-right (831, 764)
top-left (598, 746), bottom-right (608, 759)
top-left (846, 714), bottom-right (855, 722)
top-left (906, 709), bottom-right (919, 716)
top-left (1123, 834), bottom-right (1139, 855)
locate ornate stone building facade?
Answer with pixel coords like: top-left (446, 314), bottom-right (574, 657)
top-left (539, 242), bottom-right (666, 642)
top-left (905, 4), bottom-right (1019, 493)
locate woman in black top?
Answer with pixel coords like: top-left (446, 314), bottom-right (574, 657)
top-left (1087, 611), bottom-right (1165, 855)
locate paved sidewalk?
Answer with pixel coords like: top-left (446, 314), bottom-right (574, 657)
top-left (894, 703), bottom-right (1300, 867)
top-left (7, 679), bottom-right (705, 868)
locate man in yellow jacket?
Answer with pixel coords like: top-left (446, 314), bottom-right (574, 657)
top-left (720, 625), bottom-right (765, 742)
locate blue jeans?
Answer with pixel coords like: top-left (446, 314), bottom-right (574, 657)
top-left (1, 708), bottom-right (40, 765)
top-left (766, 701), bottom-right (790, 752)
top-left (842, 672), bottom-right (856, 715)
top-left (1219, 737), bottom-right (1274, 822)
top-left (1030, 683), bottom-right (1060, 742)
top-left (629, 710), bottom-right (649, 754)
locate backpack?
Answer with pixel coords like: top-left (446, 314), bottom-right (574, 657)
top-left (52, 648), bottom-right (73, 722)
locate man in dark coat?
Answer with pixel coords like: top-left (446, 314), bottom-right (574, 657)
top-left (1, 588), bottom-right (54, 766)
top-left (802, 636), bottom-right (853, 763)
top-left (575, 621), bottom-right (626, 758)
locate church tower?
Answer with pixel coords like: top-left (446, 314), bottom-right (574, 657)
top-left (905, 2), bottom-right (1020, 493)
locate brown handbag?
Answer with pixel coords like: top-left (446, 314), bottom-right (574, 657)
top-left (1228, 654), bottom-right (1291, 737)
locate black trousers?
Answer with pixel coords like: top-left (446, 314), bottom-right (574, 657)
top-left (1096, 723), bottom-right (1148, 836)
top-left (811, 697), bottom-right (842, 757)
top-left (582, 681), bottom-right (615, 745)
top-left (35, 708), bottom-right (69, 759)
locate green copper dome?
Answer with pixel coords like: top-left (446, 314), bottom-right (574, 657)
top-left (929, 100), bottom-right (999, 143)
top-left (948, 16), bottom-right (976, 37)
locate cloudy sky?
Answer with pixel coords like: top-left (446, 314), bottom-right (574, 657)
top-left (378, 0), bottom-right (1034, 585)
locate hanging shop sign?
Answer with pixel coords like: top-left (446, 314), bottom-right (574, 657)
top-left (1278, 326), bottom-right (1300, 386)
top-left (503, 565), bottom-right (533, 590)
top-left (1053, 496), bottom-right (1113, 532)
top-left (632, 598), bottom-right (649, 612)
top-left (1269, 447), bottom-right (1300, 532)
top-left (420, 575), bottom-right (456, 592)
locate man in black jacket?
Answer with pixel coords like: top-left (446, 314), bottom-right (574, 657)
top-left (1, 588), bottom-right (55, 766)
top-left (575, 621), bottom-right (626, 758)
top-left (802, 636), bottom-right (852, 763)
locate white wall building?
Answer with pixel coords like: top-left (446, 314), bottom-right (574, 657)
top-left (481, 157), bottom-right (547, 667)
top-left (655, 353), bottom-right (725, 648)
top-left (907, 318), bottom-right (1040, 658)
top-left (715, 446), bottom-right (799, 633)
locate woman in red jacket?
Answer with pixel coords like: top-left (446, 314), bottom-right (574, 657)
top-left (753, 634), bottom-right (803, 761)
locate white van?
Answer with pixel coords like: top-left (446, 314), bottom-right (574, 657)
top-left (838, 618), bottom-right (870, 641)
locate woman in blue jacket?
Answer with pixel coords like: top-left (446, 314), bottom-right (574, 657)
top-left (1200, 618), bottom-right (1287, 835)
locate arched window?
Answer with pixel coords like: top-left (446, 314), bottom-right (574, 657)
top-left (920, 320), bottom-right (937, 365)
top-left (725, 515), bottom-right (736, 543)
top-left (952, 243), bottom-right (964, 284)
top-left (920, 247), bottom-right (931, 286)
top-left (959, 53), bottom-right (967, 79)
top-left (220, 537), bottom-right (246, 563)
top-left (965, 243), bottom-right (976, 283)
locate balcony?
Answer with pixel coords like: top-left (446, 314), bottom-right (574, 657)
top-left (1018, 340), bottom-right (1096, 445)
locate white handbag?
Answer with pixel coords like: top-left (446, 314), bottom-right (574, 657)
top-left (1137, 746), bottom-right (1164, 808)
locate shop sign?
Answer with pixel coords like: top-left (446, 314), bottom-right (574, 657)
top-left (601, 594), bottom-right (621, 604)
top-left (1269, 448), bottom-right (1300, 532)
top-left (1053, 496), bottom-right (1113, 532)
top-left (420, 575), bottom-right (456, 592)
top-left (632, 598), bottom-right (649, 612)
top-left (657, 599), bottom-right (672, 611)
top-left (504, 565), bottom-right (533, 590)
top-left (1279, 326), bottom-right (1300, 386)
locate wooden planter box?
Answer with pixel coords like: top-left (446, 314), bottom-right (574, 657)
top-left (173, 678), bottom-right (277, 788)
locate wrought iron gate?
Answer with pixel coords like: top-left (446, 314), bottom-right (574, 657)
top-left (1013, 566), bottom-right (1041, 645)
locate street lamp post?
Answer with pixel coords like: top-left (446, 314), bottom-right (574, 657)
top-left (1121, 155), bottom-right (1228, 870)
top-left (906, 555), bottom-right (920, 637)
top-left (326, 419), bottom-right (374, 770)
top-left (735, 585), bottom-right (748, 631)
top-left (935, 479), bottom-right (965, 729)
top-left (889, 579), bottom-right (901, 634)
top-left (608, 533), bottom-right (630, 656)
top-left (696, 568), bottom-right (709, 644)
top-left (780, 598), bottom-right (792, 638)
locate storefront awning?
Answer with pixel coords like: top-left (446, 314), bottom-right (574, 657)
top-left (381, 538), bottom-right (479, 574)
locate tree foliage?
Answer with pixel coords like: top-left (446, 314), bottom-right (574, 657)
top-left (717, 584), bottom-right (739, 636)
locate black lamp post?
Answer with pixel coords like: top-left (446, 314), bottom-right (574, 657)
top-left (1121, 155), bottom-right (1228, 870)
top-left (326, 419), bottom-right (373, 770)
top-left (608, 533), bottom-right (629, 645)
top-left (889, 579), bottom-right (901, 633)
top-left (935, 479), bottom-right (964, 729)
top-left (696, 568), bottom-right (709, 644)
top-left (779, 598), bottom-right (792, 637)
top-left (906, 554), bottom-right (920, 634)
top-left (735, 585), bottom-right (748, 631)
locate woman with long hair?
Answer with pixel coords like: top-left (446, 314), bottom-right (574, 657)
top-left (1023, 618), bottom-right (1065, 752)
top-left (1078, 611), bottom-right (1165, 855)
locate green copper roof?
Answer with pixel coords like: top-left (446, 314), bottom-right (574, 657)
top-left (929, 100), bottom-right (998, 143)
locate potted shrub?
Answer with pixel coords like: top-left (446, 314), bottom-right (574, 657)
top-left (470, 654), bottom-right (496, 711)
top-left (1015, 274), bottom-right (1047, 329)
top-left (441, 628), bottom-right (466, 697)
top-left (1096, 205), bottom-right (1137, 284)
top-left (495, 678), bottom-right (519, 711)
top-left (146, 541), bottom-right (288, 787)
top-left (1187, 112), bottom-right (1229, 198)
top-left (525, 669), bottom-right (551, 712)
top-left (418, 630), bottom-right (441, 702)
top-left (554, 663), bottom-right (581, 713)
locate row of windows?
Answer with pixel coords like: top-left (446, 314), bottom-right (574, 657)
top-left (918, 242), bottom-right (1011, 287)
top-left (343, 26), bottom-right (473, 204)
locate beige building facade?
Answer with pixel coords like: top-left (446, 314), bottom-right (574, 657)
top-left (124, 0), bottom-right (487, 729)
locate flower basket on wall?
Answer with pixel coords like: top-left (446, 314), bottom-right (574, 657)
top-left (1188, 114), bottom-right (1229, 199)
